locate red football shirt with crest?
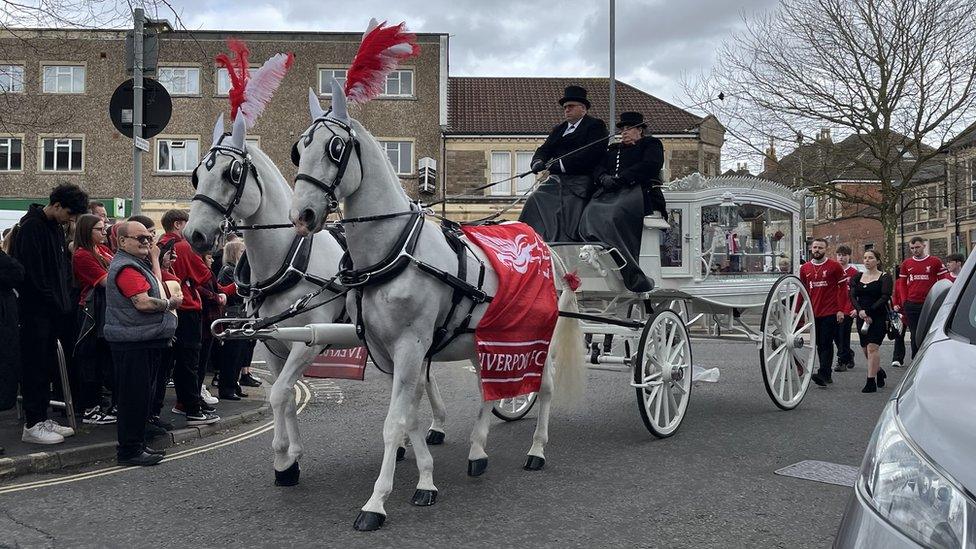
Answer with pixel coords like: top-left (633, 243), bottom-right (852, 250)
top-left (799, 258), bottom-right (848, 318)
top-left (895, 256), bottom-right (949, 306)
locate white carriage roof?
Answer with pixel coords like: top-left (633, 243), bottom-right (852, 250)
top-left (665, 173), bottom-right (803, 204)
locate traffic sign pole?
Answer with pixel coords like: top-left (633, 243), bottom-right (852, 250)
top-left (132, 7), bottom-right (144, 215)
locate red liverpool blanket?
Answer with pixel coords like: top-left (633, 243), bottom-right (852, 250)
top-left (461, 222), bottom-right (559, 401)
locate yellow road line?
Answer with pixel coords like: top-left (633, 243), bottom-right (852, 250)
top-left (0, 379), bottom-right (312, 495)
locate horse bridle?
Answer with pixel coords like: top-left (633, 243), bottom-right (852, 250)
top-left (291, 111), bottom-right (362, 214)
top-left (191, 136), bottom-right (260, 230)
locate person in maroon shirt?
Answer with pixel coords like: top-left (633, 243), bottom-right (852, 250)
top-left (893, 236), bottom-right (951, 358)
top-left (832, 245), bottom-right (858, 372)
top-left (157, 209), bottom-right (220, 424)
top-left (799, 238), bottom-right (848, 387)
top-left (72, 214), bottom-right (117, 425)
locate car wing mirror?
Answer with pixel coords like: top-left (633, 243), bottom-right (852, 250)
top-left (916, 279), bottom-right (952, 347)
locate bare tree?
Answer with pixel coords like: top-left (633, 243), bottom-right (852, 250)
top-left (685, 0), bottom-right (976, 264)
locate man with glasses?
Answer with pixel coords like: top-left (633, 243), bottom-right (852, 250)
top-left (519, 84), bottom-right (609, 242)
top-left (105, 221), bottom-right (180, 466)
top-left (11, 183), bottom-right (89, 444)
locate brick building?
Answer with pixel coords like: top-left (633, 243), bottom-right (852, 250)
top-left (442, 77), bottom-right (725, 221)
top-left (0, 27), bottom-right (448, 221)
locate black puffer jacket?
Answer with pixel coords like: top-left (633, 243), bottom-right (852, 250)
top-left (11, 204), bottom-right (73, 315)
top-left (0, 249), bottom-right (24, 410)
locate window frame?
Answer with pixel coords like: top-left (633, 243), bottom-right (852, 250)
top-left (803, 194), bottom-right (817, 221)
top-left (0, 134), bottom-right (24, 172)
top-left (40, 63), bottom-right (86, 94)
top-left (215, 64), bottom-right (259, 97)
top-left (378, 139), bottom-right (415, 176)
top-left (37, 134), bottom-right (85, 173)
top-left (0, 63), bottom-right (25, 93)
top-left (317, 67), bottom-right (348, 97)
top-left (379, 68), bottom-right (415, 98)
top-left (489, 151), bottom-right (512, 196)
top-left (154, 135), bottom-right (201, 174)
top-left (157, 65), bottom-right (202, 97)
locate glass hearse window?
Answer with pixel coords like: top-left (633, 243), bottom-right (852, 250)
top-left (701, 203), bottom-right (793, 276)
top-left (660, 208), bottom-right (683, 267)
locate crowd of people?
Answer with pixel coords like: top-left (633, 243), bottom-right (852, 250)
top-left (0, 183), bottom-right (260, 465)
top-left (799, 236), bottom-right (960, 393)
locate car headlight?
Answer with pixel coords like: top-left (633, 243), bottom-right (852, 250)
top-left (859, 401), bottom-right (976, 549)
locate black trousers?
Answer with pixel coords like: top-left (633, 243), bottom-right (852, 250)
top-left (834, 316), bottom-right (854, 365)
top-left (173, 310), bottom-right (202, 415)
top-left (111, 345), bottom-right (160, 459)
top-left (815, 315), bottom-right (838, 379)
top-left (151, 347), bottom-right (174, 417)
top-left (904, 301), bottom-right (924, 357)
top-left (76, 337), bottom-right (115, 411)
top-left (19, 312), bottom-right (58, 426)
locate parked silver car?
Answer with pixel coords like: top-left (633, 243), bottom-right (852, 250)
top-left (834, 249), bottom-right (976, 549)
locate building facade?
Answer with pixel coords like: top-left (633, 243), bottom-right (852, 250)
top-left (0, 27), bottom-right (448, 220)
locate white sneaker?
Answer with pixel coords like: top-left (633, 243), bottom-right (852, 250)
top-left (22, 421), bottom-right (65, 445)
top-left (43, 419), bottom-right (75, 437)
top-left (891, 361), bottom-right (903, 368)
top-left (200, 385), bottom-right (219, 405)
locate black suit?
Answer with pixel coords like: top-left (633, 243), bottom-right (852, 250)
top-left (519, 115), bottom-right (609, 241)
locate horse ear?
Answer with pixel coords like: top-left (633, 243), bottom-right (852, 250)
top-left (308, 87), bottom-right (325, 120)
top-left (211, 113), bottom-right (225, 148)
top-left (230, 109), bottom-right (247, 150)
top-left (329, 77), bottom-right (348, 123)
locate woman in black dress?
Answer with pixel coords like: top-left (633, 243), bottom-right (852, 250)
top-left (849, 249), bottom-right (892, 393)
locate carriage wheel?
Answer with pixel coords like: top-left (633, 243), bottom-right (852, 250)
top-left (759, 275), bottom-right (816, 410)
top-left (492, 392), bottom-right (538, 421)
top-left (634, 310), bottom-right (693, 438)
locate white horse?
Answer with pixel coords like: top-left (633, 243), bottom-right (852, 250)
top-left (290, 80), bottom-right (585, 531)
top-left (183, 112), bottom-right (450, 486)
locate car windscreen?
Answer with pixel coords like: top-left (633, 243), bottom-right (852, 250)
top-left (949, 267), bottom-right (976, 342)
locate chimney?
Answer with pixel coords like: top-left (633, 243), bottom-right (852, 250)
top-left (764, 137), bottom-right (778, 174)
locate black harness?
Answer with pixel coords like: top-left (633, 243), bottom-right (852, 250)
top-left (291, 113), bottom-right (363, 214)
top-left (190, 136), bottom-right (258, 231)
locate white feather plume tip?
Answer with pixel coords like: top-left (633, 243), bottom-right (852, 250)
top-left (240, 52), bottom-right (294, 129)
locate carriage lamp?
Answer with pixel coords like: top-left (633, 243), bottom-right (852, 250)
top-left (719, 191), bottom-right (739, 229)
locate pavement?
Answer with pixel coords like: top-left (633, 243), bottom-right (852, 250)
top-left (0, 378), bottom-right (270, 480)
top-left (0, 339), bottom-right (908, 548)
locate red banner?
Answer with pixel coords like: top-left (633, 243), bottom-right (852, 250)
top-left (305, 346), bottom-right (367, 380)
top-left (461, 222), bottom-right (558, 401)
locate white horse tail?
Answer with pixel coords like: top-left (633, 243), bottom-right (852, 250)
top-left (548, 247), bottom-right (585, 409)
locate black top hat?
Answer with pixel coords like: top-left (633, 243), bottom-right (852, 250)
top-left (616, 111), bottom-right (646, 129)
top-left (558, 85), bottom-right (591, 109)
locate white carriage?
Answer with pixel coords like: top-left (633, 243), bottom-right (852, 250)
top-left (492, 173), bottom-right (817, 437)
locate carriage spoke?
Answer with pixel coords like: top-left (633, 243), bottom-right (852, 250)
top-left (660, 385), bottom-right (671, 426)
top-left (650, 386), bottom-right (663, 425)
top-left (667, 387), bottom-right (679, 421)
top-left (765, 342), bottom-right (788, 362)
top-left (795, 322), bottom-right (812, 335)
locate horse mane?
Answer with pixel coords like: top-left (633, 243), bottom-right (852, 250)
top-left (348, 118), bottom-right (411, 202)
top-left (245, 143), bottom-right (292, 195)
top-left (344, 20), bottom-right (420, 105)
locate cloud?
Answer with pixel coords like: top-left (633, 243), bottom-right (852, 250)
top-left (157, 0), bottom-right (779, 106)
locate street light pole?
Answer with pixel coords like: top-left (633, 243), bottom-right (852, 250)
top-left (608, 0), bottom-right (615, 125)
top-left (132, 7), bottom-right (144, 215)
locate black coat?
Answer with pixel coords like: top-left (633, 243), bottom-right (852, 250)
top-left (11, 204), bottom-right (73, 315)
top-left (532, 115), bottom-right (609, 196)
top-left (594, 136), bottom-right (666, 216)
top-left (0, 250), bottom-right (24, 410)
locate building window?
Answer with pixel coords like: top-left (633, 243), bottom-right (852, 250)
top-left (216, 68), bottom-right (231, 96)
top-left (380, 141), bottom-right (413, 175)
top-left (42, 65), bottom-right (85, 94)
top-left (158, 67), bottom-right (200, 96)
top-left (0, 137), bottom-right (23, 171)
top-left (156, 138), bottom-right (199, 173)
top-left (489, 152), bottom-right (511, 196)
top-left (382, 70), bottom-right (413, 97)
top-left (803, 195), bottom-right (816, 220)
top-left (0, 65), bottom-right (25, 93)
top-left (318, 68), bottom-right (347, 95)
top-left (41, 137), bottom-right (83, 171)
top-left (515, 152), bottom-right (535, 193)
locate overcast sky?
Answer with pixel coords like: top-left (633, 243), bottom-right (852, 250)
top-left (161, 0), bottom-right (779, 110)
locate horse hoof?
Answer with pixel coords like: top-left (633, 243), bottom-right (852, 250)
top-left (353, 510), bottom-right (386, 531)
top-left (274, 461), bottom-right (300, 486)
top-left (396, 446), bottom-right (406, 462)
top-left (467, 457), bottom-right (488, 477)
top-left (523, 455), bottom-right (546, 471)
top-left (411, 489), bottom-right (438, 506)
top-left (425, 430), bottom-right (445, 445)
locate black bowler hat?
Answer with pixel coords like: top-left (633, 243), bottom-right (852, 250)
top-left (558, 85), bottom-right (591, 109)
top-left (616, 111), bottom-right (647, 129)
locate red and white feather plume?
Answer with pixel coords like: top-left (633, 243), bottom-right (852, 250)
top-left (216, 39), bottom-right (294, 129)
top-left (344, 19), bottom-right (420, 105)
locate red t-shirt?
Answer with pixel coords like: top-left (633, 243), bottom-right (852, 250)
top-left (799, 258), bottom-right (848, 318)
top-left (73, 245), bottom-right (114, 304)
top-left (895, 256), bottom-right (950, 306)
top-left (947, 272), bottom-right (958, 283)
top-left (116, 266), bottom-right (152, 299)
top-left (158, 231), bottom-right (212, 312)
top-left (839, 265), bottom-right (858, 315)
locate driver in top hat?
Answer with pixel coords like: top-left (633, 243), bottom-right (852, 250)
top-left (518, 84), bottom-right (609, 242)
